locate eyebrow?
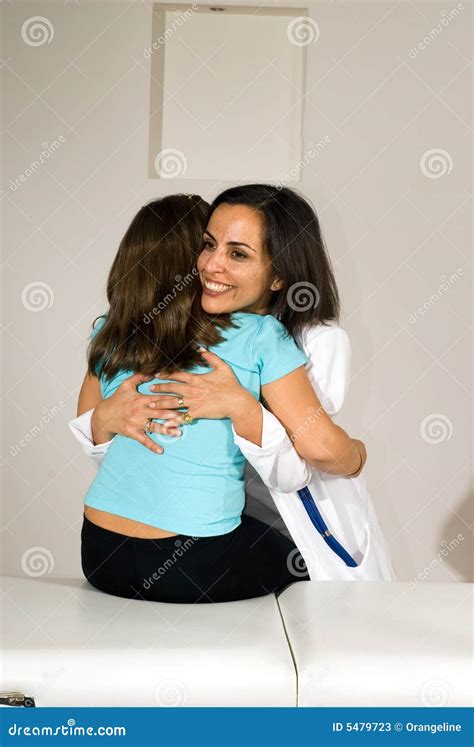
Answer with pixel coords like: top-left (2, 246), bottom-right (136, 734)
top-left (204, 230), bottom-right (256, 253)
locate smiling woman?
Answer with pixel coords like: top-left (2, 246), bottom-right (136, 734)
top-left (75, 190), bottom-right (367, 603)
top-left (198, 204), bottom-right (283, 314)
top-left (197, 185), bottom-right (340, 340)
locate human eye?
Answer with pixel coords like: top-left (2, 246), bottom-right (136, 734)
top-left (201, 239), bottom-right (214, 251)
top-left (231, 250), bottom-right (248, 260)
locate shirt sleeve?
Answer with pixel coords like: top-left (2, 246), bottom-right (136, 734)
top-left (89, 314), bottom-right (107, 379)
top-left (299, 323), bottom-right (351, 414)
top-left (68, 408), bottom-right (113, 468)
top-left (69, 315), bottom-right (114, 464)
top-left (90, 314), bottom-right (107, 339)
top-left (253, 315), bottom-right (308, 386)
top-left (232, 403), bottom-right (312, 492)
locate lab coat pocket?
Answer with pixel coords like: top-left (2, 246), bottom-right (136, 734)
top-left (300, 521), bottom-right (392, 581)
top-left (345, 521), bottom-right (384, 580)
top-left (347, 474), bottom-right (396, 581)
top-left (351, 521), bottom-right (397, 581)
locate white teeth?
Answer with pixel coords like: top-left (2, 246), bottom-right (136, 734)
top-left (204, 280), bottom-right (233, 292)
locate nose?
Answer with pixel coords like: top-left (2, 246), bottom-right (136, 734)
top-left (201, 246), bottom-right (226, 274)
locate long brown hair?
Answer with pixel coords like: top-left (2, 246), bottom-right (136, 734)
top-left (87, 194), bottom-right (234, 381)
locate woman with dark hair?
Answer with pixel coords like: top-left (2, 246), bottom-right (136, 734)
top-left (74, 191), bottom-right (368, 604)
top-left (204, 183), bottom-right (341, 338)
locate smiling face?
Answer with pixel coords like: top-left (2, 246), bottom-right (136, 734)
top-left (197, 203), bottom-right (282, 315)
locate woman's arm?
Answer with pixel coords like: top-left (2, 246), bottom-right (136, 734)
top-left (232, 322), bottom-right (361, 489)
top-left (261, 323), bottom-right (363, 476)
top-left (261, 366), bottom-right (364, 475)
top-left (151, 350), bottom-right (365, 476)
top-left (69, 374), bottom-right (115, 466)
top-left (74, 372), bottom-right (186, 455)
top-left (77, 373), bottom-right (114, 445)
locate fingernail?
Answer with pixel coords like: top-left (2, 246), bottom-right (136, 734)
top-left (170, 429), bottom-right (181, 437)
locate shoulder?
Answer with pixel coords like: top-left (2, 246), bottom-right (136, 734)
top-left (229, 311), bottom-right (261, 331)
top-left (298, 320), bottom-right (350, 358)
top-left (228, 312), bottom-right (292, 345)
top-left (254, 313), bottom-right (293, 342)
top-left (253, 314), bottom-right (308, 383)
top-left (297, 321), bottom-right (351, 413)
top-left (90, 313), bottom-right (108, 339)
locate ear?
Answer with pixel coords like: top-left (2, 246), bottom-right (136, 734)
top-left (270, 277), bottom-right (283, 292)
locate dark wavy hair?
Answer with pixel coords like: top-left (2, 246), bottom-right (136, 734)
top-left (87, 194), bottom-right (234, 380)
top-left (209, 184), bottom-right (340, 339)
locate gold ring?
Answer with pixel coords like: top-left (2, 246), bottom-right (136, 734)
top-left (178, 396), bottom-right (185, 407)
top-left (182, 412), bottom-right (194, 425)
top-left (144, 419), bottom-right (152, 434)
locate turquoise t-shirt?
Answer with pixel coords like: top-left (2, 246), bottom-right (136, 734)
top-left (84, 311), bottom-right (308, 536)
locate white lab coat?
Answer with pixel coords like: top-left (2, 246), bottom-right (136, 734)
top-left (69, 322), bottom-right (395, 581)
top-left (231, 322), bottom-right (396, 581)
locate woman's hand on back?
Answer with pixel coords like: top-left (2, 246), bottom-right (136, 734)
top-left (150, 349), bottom-right (253, 421)
top-left (90, 373), bottom-right (186, 455)
top-left (150, 349), bottom-right (263, 446)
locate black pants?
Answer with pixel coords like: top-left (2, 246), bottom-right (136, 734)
top-left (81, 513), bottom-right (309, 603)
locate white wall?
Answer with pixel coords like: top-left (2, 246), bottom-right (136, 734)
top-left (154, 6), bottom-right (305, 180)
top-left (1, 0), bottom-right (472, 582)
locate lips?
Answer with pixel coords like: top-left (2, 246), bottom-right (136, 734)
top-left (202, 278), bottom-right (235, 296)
